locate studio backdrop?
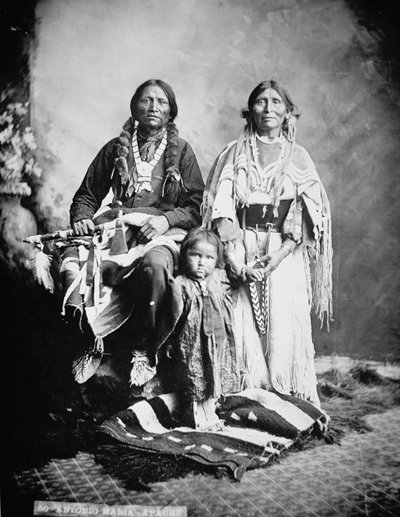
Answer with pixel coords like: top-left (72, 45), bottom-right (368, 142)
top-left (30, 0), bottom-right (400, 360)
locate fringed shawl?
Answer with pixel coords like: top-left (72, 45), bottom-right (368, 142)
top-left (202, 127), bottom-right (333, 328)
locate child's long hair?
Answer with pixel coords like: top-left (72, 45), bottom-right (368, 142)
top-left (179, 228), bottom-right (224, 274)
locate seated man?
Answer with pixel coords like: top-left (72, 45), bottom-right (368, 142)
top-left (63, 79), bottom-right (204, 393)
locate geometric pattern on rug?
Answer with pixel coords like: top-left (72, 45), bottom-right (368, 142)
top-left (96, 389), bottom-right (329, 481)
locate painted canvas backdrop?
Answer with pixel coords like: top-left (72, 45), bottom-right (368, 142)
top-left (30, 0), bottom-right (400, 360)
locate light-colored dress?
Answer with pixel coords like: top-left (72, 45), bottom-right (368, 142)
top-left (202, 130), bottom-right (332, 406)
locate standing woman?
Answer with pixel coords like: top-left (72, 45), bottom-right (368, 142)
top-left (202, 80), bottom-right (332, 406)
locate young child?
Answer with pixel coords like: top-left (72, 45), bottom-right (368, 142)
top-left (167, 228), bottom-right (240, 431)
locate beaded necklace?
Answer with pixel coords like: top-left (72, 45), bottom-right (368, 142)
top-left (131, 128), bottom-right (167, 193)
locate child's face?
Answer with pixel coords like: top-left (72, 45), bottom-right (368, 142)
top-left (185, 240), bottom-right (218, 280)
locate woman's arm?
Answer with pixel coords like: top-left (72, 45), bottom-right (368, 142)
top-left (263, 237), bottom-right (297, 277)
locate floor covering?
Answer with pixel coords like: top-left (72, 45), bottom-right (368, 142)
top-left (6, 407), bottom-right (400, 517)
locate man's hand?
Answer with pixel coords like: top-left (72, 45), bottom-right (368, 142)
top-left (73, 218), bottom-right (95, 236)
top-left (136, 215), bottom-right (170, 244)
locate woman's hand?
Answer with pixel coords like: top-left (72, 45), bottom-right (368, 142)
top-left (243, 254), bottom-right (282, 282)
top-left (243, 265), bottom-right (265, 282)
top-left (136, 215), bottom-right (170, 243)
top-left (260, 239), bottom-right (296, 277)
top-left (263, 250), bottom-right (286, 276)
top-left (73, 218), bottom-right (95, 236)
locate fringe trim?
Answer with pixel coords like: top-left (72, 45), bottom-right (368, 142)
top-left (31, 247), bottom-right (55, 293)
top-left (202, 125), bottom-right (295, 224)
top-left (129, 351), bottom-right (156, 386)
top-left (313, 216), bottom-right (333, 329)
top-left (201, 139), bottom-right (240, 229)
top-left (72, 337), bottom-right (104, 384)
top-left (203, 126), bottom-right (333, 330)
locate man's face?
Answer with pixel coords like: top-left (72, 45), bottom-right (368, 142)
top-left (134, 85), bottom-right (171, 133)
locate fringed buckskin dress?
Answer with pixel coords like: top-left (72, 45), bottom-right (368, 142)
top-left (202, 129), bottom-right (332, 406)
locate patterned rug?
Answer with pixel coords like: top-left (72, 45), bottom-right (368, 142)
top-left (94, 389), bottom-right (331, 488)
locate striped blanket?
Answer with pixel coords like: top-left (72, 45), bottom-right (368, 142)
top-left (95, 389), bottom-right (329, 483)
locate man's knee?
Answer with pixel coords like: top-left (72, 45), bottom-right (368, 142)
top-left (141, 248), bottom-right (174, 279)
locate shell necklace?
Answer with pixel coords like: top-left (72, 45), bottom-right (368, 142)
top-left (132, 128), bottom-right (167, 193)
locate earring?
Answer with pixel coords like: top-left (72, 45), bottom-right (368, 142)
top-left (286, 114), bottom-right (296, 142)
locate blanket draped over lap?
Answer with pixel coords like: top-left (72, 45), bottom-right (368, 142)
top-left (60, 208), bottom-right (186, 345)
top-left (95, 388), bottom-right (329, 481)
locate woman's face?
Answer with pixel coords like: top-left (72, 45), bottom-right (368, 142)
top-left (252, 87), bottom-right (289, 137)
top-left (185, 240), bottom-right (218, 280)
top-left (134, 85), bottom-right (171, 133)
